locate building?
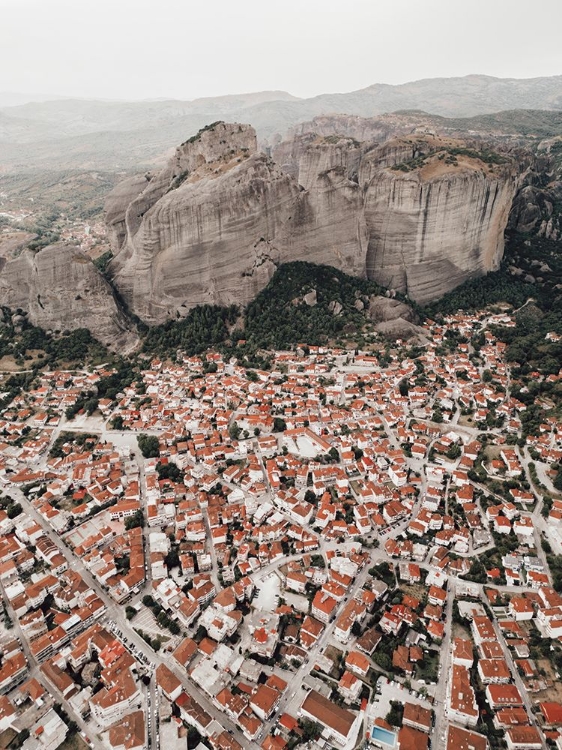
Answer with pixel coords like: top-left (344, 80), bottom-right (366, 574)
top-left (299, 690), bottom-right (358, 747)
top-left (22, 708), bottom-right (68, 750)
top-left (446, 726), bottom-right (488, 750)
top-left (338, 671), bottom-right (361, 703)
top-left (0, 651), bottom-right (28, 694)
top-left (89, 670), bottom-right (141, 728)
top-left (250, 684), bottom-right (280, 721)
top-left (447, 665), bottom-right (478, 727)
top-left (486, 684), bottom-right (524, 711)
top-left (156, 664), bottom-right (182, 702)
top-left (504, 726), bottom-right (543, 750)
top-left (402, 702), bottom-right (432, 733)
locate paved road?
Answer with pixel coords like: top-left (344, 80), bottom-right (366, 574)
top-left (432, 579), bottom-right (455, 744)
top-left (10, 486), bottom-right (258, 750)
top-left (0, 573), bottom-right (101, 748)
top-left (491, 613), bottom-right (541, 732)
top-left (260, 558), bottom-right (374, 740)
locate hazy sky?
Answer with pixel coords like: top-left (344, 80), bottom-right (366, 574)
top-left (1, 0), bottom-right (561, 101)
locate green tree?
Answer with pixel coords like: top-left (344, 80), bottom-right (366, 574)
top-left (110, 415), bottom-right (124, 430)
top-left (137, 434), bottom-right (159, 458)
top-left (125, 510), bottom-right (144, 530)
top-left (229, 422), bottom-right (242, 440)
top-left (273, 417), bottom-right (287, 432)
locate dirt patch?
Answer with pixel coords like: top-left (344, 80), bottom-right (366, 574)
top-left (419, 153), bottom-right (485, 181)
top-left (483, 445), bottom-right (503, 461)
top-left (452, 622), bottom-right (472, 640)
top-left (0, 356), bottom-right (30, 372)
top-left (59, 733), bottom-right (90, 750)
top-left (400, 583), bottom-right (428, 602)
top-left (531, 659), bottom-right (562, 703)
top-left (0, 349), bottom-right (46, 372)
top-left (324, 644), bottom-right (344, 678)
top-left (0, 728), bottom-right (17, 749)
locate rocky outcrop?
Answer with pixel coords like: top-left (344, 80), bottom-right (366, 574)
top-left (367, 296), bottom-right (417, 324)
top-left (0, 244), bottom-right (138, 351)
top-left (361, 144), bottom-right (520, 302)
top-left (107, 122), bottom-right (522, 321)
top-left (107, 122), bottom-right (367, 324)
top-left (367, 295), bottom-right (425, 340)
top-left (508, 139), bottom-right (562, 241)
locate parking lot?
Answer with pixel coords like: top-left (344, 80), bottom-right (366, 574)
top-left (129, 607), bottom-right (183, 651)
top-left (369, 676), bottom-right (433, 724)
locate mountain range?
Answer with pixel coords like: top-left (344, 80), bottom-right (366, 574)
top-left (2, 74), bottom-right (562, 171)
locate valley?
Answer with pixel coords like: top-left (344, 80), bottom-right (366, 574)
top-left (1, 73), bottom-right (562, 750)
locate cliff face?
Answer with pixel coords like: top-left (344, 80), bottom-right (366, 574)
top-left (107, 121), bottom-right (522, 320)
top-left (0, 244), bottom-right (138, 351)
top-left (359, 143), bottom-right (519, 302)
top-left (107, 122), bottom-right (367, 324)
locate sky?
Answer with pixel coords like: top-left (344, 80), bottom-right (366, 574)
top-left (1, 0), bottom-right (562, 101)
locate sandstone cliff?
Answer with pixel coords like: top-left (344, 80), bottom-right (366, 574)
top-left (359, 139), bottom-right (520, 301)
top-left (107, 122), bottom-right (522, 319)
top-left (0, 244), bottom-right (138, 351)
top-left (107, 122), bottom-right (367, 324)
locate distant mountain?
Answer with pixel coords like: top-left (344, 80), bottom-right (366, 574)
top-left (1, 75), bottom-right (562, 171)
top-left (0, 92), bottom-right (67, 108)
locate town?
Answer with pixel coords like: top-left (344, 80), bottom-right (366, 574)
top-left (0, 307), bottom-right (560, 750)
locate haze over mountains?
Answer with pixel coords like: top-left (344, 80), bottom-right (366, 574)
top-left (2, 74), bottom-right (562, 171)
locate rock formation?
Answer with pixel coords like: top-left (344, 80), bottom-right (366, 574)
top-left (509, 138), bottom-right (562, 241)
top-left (0, 244), bottom-right (138, 351)
top-left (106, 122), bottom-right (367, 324)
top-left (360, 141), bottom-right (519, 301)
top-left (106, 121), bottom-right (523, 321)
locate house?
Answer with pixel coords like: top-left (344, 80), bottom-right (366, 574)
top-left (175, 693), bottom-right (213, 736)
top-left (446, 726), bottom-right (488, 750)
top-left (379, 611), bottom-right (403, 637)
top-left (471, 616), bottom-right (496, 645)
top-left (156, 664), bottom-right (182, 702)
top-left (540, 701), bottom-right (562, 727)
top-left (453, 638), bottom-right (474, 669)
top-left (509, 597), bottom-right (534, 622)
top-left (250, 684), bottom-right (280, 721)
top-left (25, 708), bottom-right (68, 750)
top-left (345, 651), bottom-right (370, 678)
top-left (299, 690), bottom-right (358, 747)
top-left (311, 592), bottom-right (338, 624)
top-left (108, 710), bottom-right (145, 750)
top-left (504, 726), bottom-right (543, 750)
top-left (89, 669), bottom-right (141, 728)
top-left (486, 684), bottom-right (524, 710)
top-left (402, 702), bottom-right (432, 733)
top-left (338, 671), bottom-right (361, 703)
top-left (477, 659), bottom-right (511, 684)
top-left (447, 665), bottom-right (478, 727)
top-left (0, 651), bottom-right (28, 693)
top-left (397, 725), bottom-right (429, 750)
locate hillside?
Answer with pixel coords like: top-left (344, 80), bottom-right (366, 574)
top-left (141, 261), bottom-right (420, 360)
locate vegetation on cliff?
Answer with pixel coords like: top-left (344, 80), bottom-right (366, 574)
top-left (139, 262), bottom-right (391, 359)
top-left (142, 304), bottom-right (238, 358)
top-left (241, 262), bottom-right (384, 349)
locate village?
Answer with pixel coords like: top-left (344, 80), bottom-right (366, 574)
top-left (0, 308), bottom-right (560, 750)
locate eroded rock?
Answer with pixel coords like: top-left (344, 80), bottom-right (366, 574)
top-left (0, 244), bottom-right (138, 352)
